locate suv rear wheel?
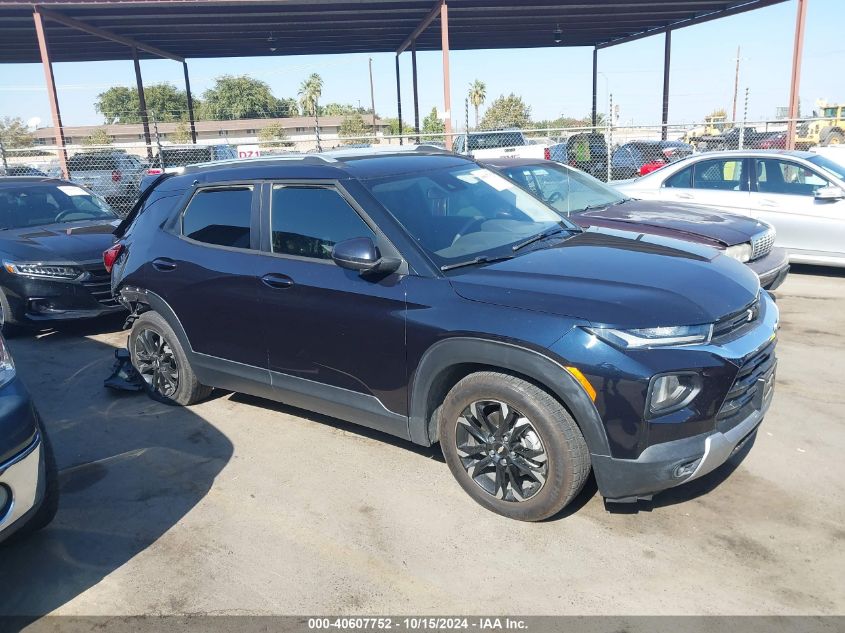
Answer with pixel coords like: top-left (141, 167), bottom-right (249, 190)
top-left (129, 311), bottom-right (212, 406)
top-left (439, 372), bottom-right (590, 521)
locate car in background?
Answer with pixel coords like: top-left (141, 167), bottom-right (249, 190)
top-left (0, 177), bottom-right (124, 333)
top-left (549, 132), bottom-right (609, 181)
top-left (752, 132), bottom-right (786, 150)
top-left (451, 130), bottom-right (551, 160)
top-left (0, 334), bottom-right (58, 544)
top-left (610, 140), bottom-right (694, 180)
top-left (1, 166), bottom-right (48, 177)
top-left (111, 149), bottom-right (778, 520)
top-left (140, 144), bottom-right (238, 194)
top-left (485, 157), bottom-right (789, 290)
top-left (614, 150), bottom-right (845, 267)
top-left (67, 150), bottom-right (146, 213)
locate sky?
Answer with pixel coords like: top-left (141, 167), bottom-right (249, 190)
top-left (0, 0), bottom-right (842, 131)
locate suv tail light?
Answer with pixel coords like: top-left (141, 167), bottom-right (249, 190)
top-left (112, 169), bottom-right (122, 182)
top-left (543, 147), bottom-right (551, 160)
top-left (103, 243), bottom-right (124, 273)
top-left (146, 168), bottom-right (163, 175)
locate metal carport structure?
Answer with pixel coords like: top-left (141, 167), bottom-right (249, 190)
top-left (0, 0), bottom-right (800, 178)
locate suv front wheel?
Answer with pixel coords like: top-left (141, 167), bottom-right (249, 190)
top-left (439, 372), bottom-right (590, 521)
top-left (129, 311), bottom-right (212, 406)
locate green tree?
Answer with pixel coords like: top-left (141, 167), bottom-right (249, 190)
top-left (298, 73), bottom-right (323, 119)
top-left (479, 93), bottom-right (532, 131)
top-left (0, 117), bottom-right (34, 149)
top-left (468, 80), bottom-right (487, 130)
top-left (383, 117), bottom-right (409, 136)
top-left (422, 107), bottom-right (445, 142)
top-left (339, 113), bottom-right (368, 144)
top-left (82, 127), bottom-right (112, 146)
top-left (200, 75), bottom-right (293, 120)
top-left (321, 103), bottom-right (360, 116)
top-left (258, 121), bottom-right (293, 148)
top-left (95, 83), bottom-right (194, 124)
top-left (171, 122), bottom-right (193, 144)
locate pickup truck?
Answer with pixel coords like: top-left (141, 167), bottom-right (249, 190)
top-left (452, 130), bottom-right (551, 160)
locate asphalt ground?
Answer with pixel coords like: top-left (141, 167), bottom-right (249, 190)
top-left (1, 265), bottom-right (843, 618)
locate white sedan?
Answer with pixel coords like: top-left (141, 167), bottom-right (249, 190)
top-left (613, 150), bottom-right (845, 267)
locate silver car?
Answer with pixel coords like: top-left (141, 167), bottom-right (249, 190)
top-left (614, 150), bottom-right (845, 267)
top-left (67, 150), bottom-right (146, 213)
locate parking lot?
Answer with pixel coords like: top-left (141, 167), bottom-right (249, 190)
top-left (0, 266), bottom-right (843, 617)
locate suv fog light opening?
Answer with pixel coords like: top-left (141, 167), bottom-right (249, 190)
top-left (647, 372), bottom-right (701, 417)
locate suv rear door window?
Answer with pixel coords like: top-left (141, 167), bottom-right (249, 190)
top-left (181, 186), bottom-right (253, 248)
top-left (271, 186), bottom-right (375, 260)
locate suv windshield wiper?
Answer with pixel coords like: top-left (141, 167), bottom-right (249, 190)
top-left (512, 227), bottom-right (570, 252)
top-left (440, 254), bottom-right (514, 272)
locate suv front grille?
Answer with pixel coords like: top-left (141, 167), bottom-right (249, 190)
top-left (716, 341), bottom-right (776, 433)
top-left (81, 262), bottom-right (119, 307)
top-left (750, 228), bottom-right (776, 261)
top-left (713, 296), bottom-right (761, 341)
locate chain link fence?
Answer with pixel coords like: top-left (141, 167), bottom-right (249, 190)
top-left (0, 118), bottom-right (806, 215)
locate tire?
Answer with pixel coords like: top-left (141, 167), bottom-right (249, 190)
top-left (821, 130), bottom-right (844, 146)
top-left (128, 311), bottom-right (212, 406)
top-left (0, 287), bottom-right (24, 338)
top-left (438, 372), bottom-right (590, 521)
top-left (6, 413), bottom-right (59, 542)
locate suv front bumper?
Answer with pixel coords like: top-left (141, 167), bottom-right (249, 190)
top-left (0, 433), bottom-right (45, 543)
top-left (592, 400), bottom-right (768, 501)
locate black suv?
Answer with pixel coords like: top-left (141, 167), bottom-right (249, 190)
top-left (109, 149), bottom-right (778, 521)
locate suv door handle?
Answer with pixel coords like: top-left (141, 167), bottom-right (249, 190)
top-left (675, 192), bottom-right (694, 199)
top-left (152, 258), bottom-right (177, 272)
top-left (261, 273), bottom-right (294, 289)
top-left (760, 199), bottom-right (778, 208)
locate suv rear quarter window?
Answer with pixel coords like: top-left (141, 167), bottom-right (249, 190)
top-left (181, 186), bottom-right (253, 248)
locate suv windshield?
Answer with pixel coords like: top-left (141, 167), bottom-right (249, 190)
top-left (67, 153), bottom-right (120, 172)
top-left (159, 147), bottom-right (214, 168)
top-left (0, 183), bottom-right (117, 230)
top-left (363, 164), bottom-right (572, 268)
top-left (497, 162), bottom-right (626, 216)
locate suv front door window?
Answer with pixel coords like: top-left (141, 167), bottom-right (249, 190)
top-left (255, 184), bottom-right (407, 427)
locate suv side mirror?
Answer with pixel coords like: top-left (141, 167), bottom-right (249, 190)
top-left (331, 237), bottom-right (401, 276)
top-left (814, 185), bottom-right (845, 201)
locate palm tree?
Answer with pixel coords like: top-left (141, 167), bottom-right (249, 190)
top-left (468, 80), bottom-right (486, 130)
top-left (298, 73), bottom-right (324, 150)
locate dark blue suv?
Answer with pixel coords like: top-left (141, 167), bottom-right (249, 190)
top-left (109, 149), bottom-right (778, 521)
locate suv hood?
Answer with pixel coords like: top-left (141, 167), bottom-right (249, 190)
top-left (574, 200), bottom-right (767, 247)
top-left (449, 228), bottom-right (760, 328)
top-left (0, 219), bottom-right (119, 263)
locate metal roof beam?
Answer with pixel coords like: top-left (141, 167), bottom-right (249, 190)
top-left (397, 0), bottom-right (443, 54)
top-left (596, 0), bottom-right (786, 48)
top-left (33, 6), bottom-right (183, 62)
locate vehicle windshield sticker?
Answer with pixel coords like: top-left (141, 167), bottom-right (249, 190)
top-left (532, 169), bottom-right (549, 176)
top-left (456, 174), bottom-right (480, 184)
top-left (470, 168), bottom-right (515, 191)
top-left (57, 185), bottom-right (89, 197)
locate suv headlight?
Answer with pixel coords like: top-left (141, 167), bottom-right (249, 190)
top-left (3, 261), bottom-right (84, 280)
top-left (724, 243), bottom-right (752, 263)
top-left (588, 324), bottom-right (713, 349)
top-left (647, 372), bottom-right (702, 417)
top-left (0, 335), bottom-right (16, 389)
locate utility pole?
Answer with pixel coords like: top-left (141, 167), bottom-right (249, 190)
top-left (368, 57), bottom-right (377, 137)
top-left (731, 46), bottom-right (741, 124)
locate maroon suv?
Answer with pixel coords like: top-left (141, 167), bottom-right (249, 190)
top-left (486, 157), bottom-right (789, 290)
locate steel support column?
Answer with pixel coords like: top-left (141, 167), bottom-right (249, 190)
top-left (32, 8), bottom-right (68, 179)
top-left (786, 0), bottom-right (807, 151)
top-left (395, 54), bottom-right (403, 145)
top-left (132, 48), bottom-right (153, 159)
top-left (661, 30), bottom-right (671, 140)
top-left (440, 1), bottom-right (453, 145)
top-left (412, 40), bottom-right (421, 141)
top-left (183, 61), bottom-right (197, 144)
top-left (591, 47), bottom-right (598, 128)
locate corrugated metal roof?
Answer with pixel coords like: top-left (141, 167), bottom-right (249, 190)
top-left (0, 0), bottom-right (787, 64)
